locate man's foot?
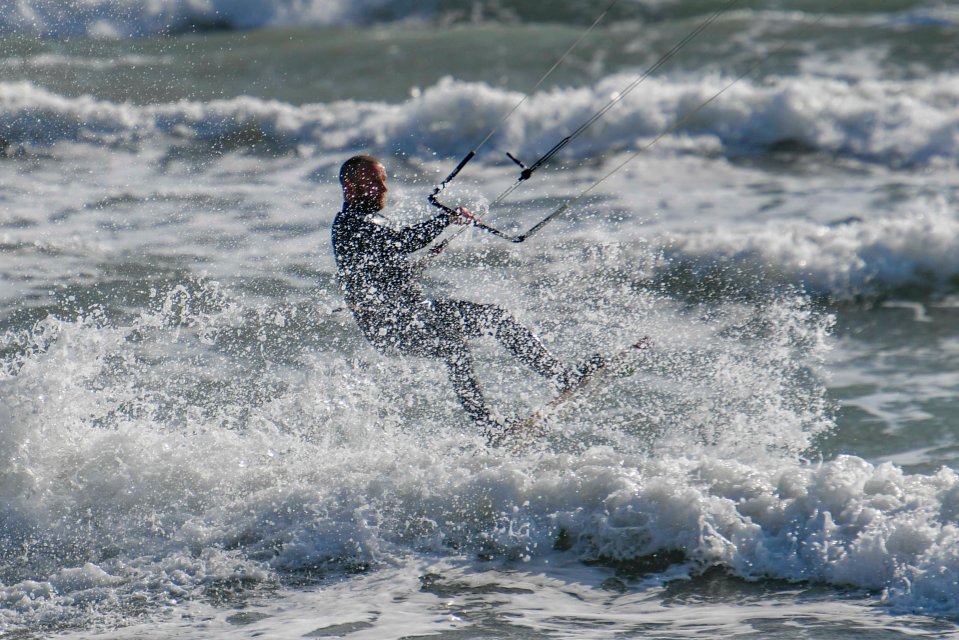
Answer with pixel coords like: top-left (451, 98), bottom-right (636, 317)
top-left (556, 353), bottom-right (606, 393)
top-left (484, 413), bottom-right (549, 448)
top-left (482, 415), bottom-right (520, 447)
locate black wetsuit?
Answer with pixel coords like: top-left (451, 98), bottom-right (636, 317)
top-left (332, 203), bottom-right (567, 431)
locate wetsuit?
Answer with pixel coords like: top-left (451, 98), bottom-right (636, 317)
top-left (332, 202), bottom-right (567, 431)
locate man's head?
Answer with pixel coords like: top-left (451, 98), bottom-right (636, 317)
top-left (340, 155), bottom-right (388, 211)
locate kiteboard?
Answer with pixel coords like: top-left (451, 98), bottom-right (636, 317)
top-left (489, 337), bottom-right (652, 448)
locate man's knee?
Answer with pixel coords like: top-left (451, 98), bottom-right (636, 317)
top-left (440, 340), bottom-right (472, 369)
top-left (449, 300), bottom-right (509, 336)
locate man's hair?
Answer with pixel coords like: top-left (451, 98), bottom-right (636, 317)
top-left (339, 155), bottom-right (381, 186)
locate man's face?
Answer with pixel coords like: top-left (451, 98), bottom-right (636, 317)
top-left (345, 162), bottom-right (388, 211)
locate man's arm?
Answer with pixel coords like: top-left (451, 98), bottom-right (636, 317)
top-left (391, 209), bottom-right (454, 253)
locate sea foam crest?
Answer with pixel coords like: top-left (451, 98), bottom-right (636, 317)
top-left (0, 0), bottom-right (395, 38)
top-left (2, 72), bottom-right (958, 167)
top-left (2, 1), bottom-right (954, 38)
top-left (563, 453), bottom-right (959, 616)
top-left (653, 197), bottom-right (959, 300)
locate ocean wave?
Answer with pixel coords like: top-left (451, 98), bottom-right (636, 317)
top-left (0, 0), bottom-right (640, 38)
top-left (0, 0), bottom-right (365, 38)
top-left (0, 308), bottom-right (959, 631)
top-left (0, 0), bottom-right (951, 38)
top-left (584, 454), bottom-right (959, 617)
top-left (2, 72), bottom-right (958, 167)
top-left (645, 198), bottom-right (959, 302)
top-left (0, 295), bottom-right (956, 628)
top-left (0, 53), bottom-right (175, 71)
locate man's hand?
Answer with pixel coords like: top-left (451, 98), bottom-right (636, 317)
top-left (453, 207), bottom-right (481, 226)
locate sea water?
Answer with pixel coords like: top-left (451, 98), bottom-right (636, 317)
top-left (1, 1), bottom-right (959, 638)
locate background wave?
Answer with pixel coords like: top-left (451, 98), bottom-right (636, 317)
top-left (2, 73), bottom-right (957, 168)
top-left (639, 199), bottom-right (959, 302)
top-left (1, 0), bottom-right (954, 38)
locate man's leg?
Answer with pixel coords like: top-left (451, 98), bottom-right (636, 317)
top-left (385, 302), bottom-right (502, 433)
top-left (441, 345), bottom-right (502, 433)
top-left (433, 300), bottom-right (568, 382)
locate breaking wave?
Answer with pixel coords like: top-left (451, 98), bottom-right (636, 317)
top-left (1, 0), bottom-right (955, 38)
top-left (2, 71), bottom-right (958, 168)
top-left (1, 287), bottom-right (958, 632)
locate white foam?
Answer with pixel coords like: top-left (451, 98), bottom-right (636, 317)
top-left (0, 282), bottom-right (956, 632)
top-left (54, 557), bottom-right (945, 640)
top-left (0, 0), bottom-right (387, 38)
top-left (645, 196), bottom-right (959, 300)
top-left (0, 53), bottom-right (174, 70)
top-left (2, 1), bottom-right (955, 39)
top-left (3, 70), bottom-right (958, 168)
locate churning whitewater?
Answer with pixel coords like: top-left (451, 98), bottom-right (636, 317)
top-left (1, 0), bottom-right (958, 637)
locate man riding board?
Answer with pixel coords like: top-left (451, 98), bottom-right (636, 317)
top-left (331, 155), bottom-right (601, 440)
